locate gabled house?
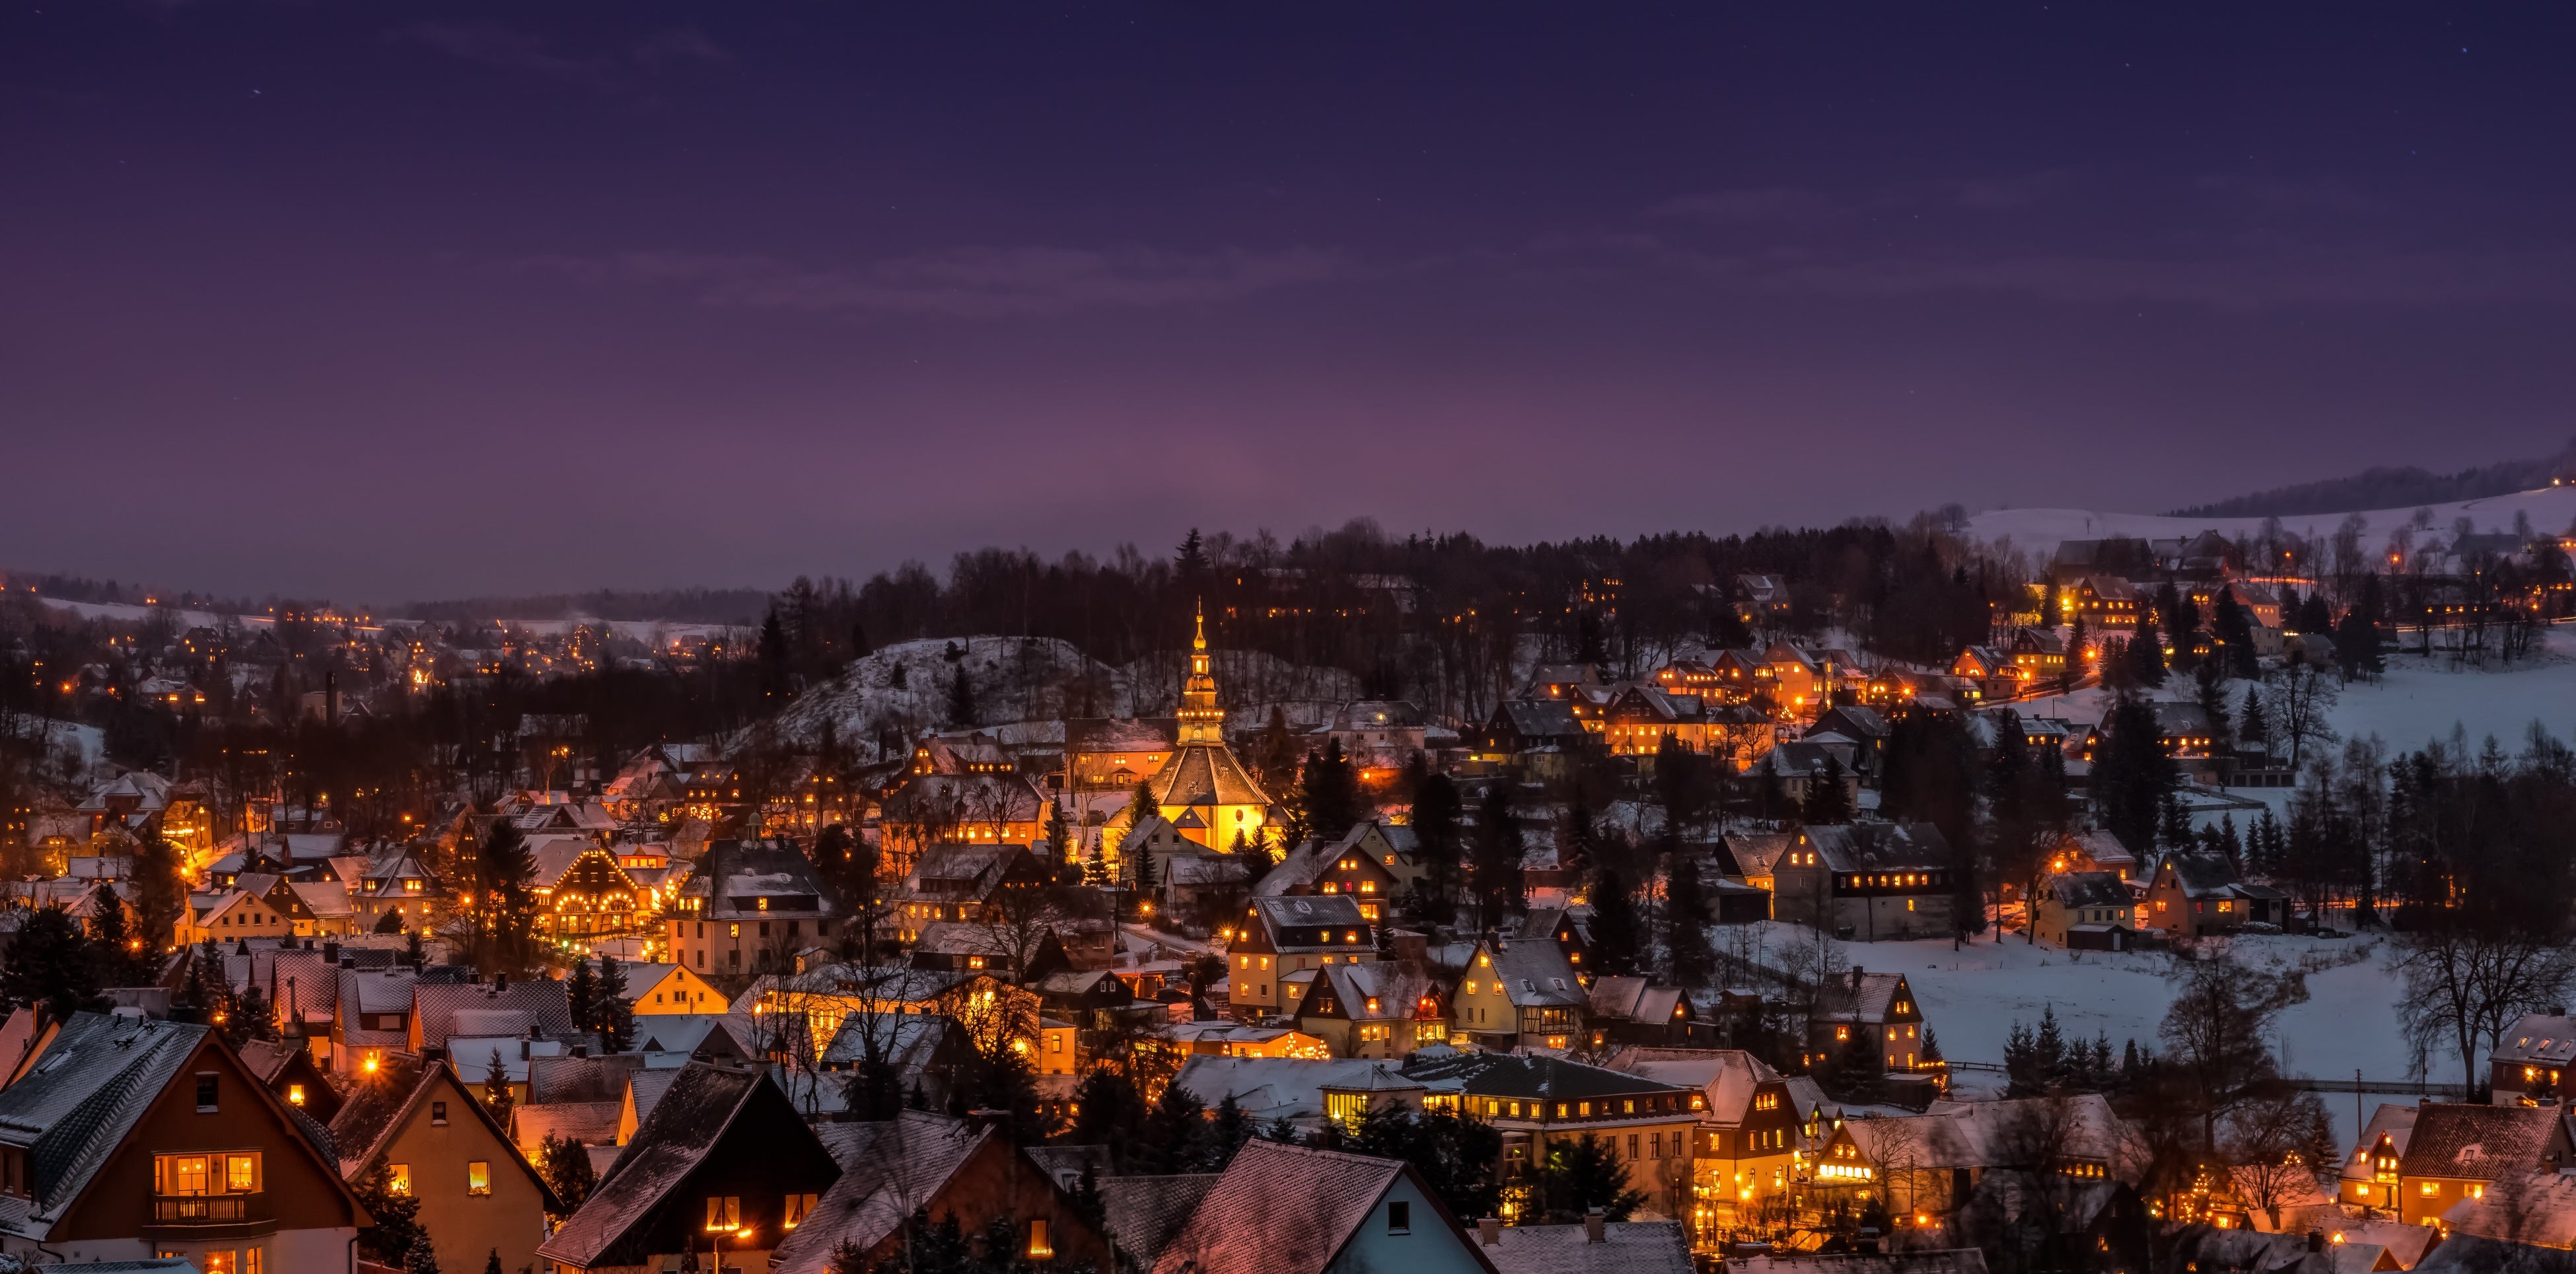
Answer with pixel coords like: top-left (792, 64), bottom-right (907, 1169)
top-left (894, 844), bottom-right (1050, 940)
top-left (2032, 871), bottom-right (2136, 950)
top-left (328, 1054), bottom-right (557, 1274)
top-left (2047, 830), bottom-right (2138, 882)
top-left (1770, 823), bottom-right (1958, 941)
top-left (667, 839), bottom-right (841, 976)
top-left (616, 961), bottom-right (727, 1015)
top-left (1581, 977), bottom-right (1693, 1051)
top-left (1472, 701), bottom-right (1594, 778)
top-left (350, 848), bottom-right (445, 937)
top-left (1065, 717), bottom-right (1178, 791)
top-left (2490, 1014), bottom-right (2576, 1106)
top-left (768, 1112), bottom-right (1111, 1273)
top-left (236, 1037), bottom-right (343, 1123)
top-left (536, 1063), bottom-right (845, 1273)
top-left (1257, 837), bottom-right (1404, 923)
top-left (1826, 1093), bottom-right (2134, 1218)
top-left (1291, 961), bottom-right (1447, 1059)
top-left (0, 1012), bottom-right (371, 1269)
top-left (2397, 1103), bottom-right (2573, 1227)
top-left (1807, 969), bottom-right (1932, 1077)
top-left (332, 965), bottom-right (419, 1074)
top-left (1448, 938), bottom-right (1586, 1052)
top-left (1606, 1047), bottom-right (1801, 1227)
top-left (2142, 853), bottom-right (2285, 937)
top-left (1227, 896), bottom-right (1376, 1022)
top-left (178, 888), bottom-right (293, 948)
top-left (529, 836), bottom-right (652, 952)
top-left (1143, 1137), bottom-right (1501, 1274)
top-left (2338, 1104), bottom-right (2417, 1213)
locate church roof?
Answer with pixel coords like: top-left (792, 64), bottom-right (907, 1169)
top-left (1145, 740), bottom-right (1271, 810)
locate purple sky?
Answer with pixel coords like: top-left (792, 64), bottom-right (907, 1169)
top-left (9, 5), bottom-right (2576, 601)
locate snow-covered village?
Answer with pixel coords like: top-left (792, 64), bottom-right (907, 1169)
top-left (26, 7), bottom-right (2576, 1274)
top-left (5, 472), bottom-right (2576, 1274)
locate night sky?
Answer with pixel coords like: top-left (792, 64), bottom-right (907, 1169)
top-left (9, 5), bottom-right (2576, 600)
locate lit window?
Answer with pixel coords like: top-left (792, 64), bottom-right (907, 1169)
top-left (467, 1161), bottom-right (491, 1196)
top-left (388, 1163), bottom-right (412, 1195)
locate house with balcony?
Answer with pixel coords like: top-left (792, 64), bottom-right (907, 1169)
top-left (1447, 938), bottom-right (1586, 1052)
top-left (1227, 896), bottom-right (1376, 1022)
top-left (0, 1012), bottom-right (369, 1269)
top-left (1806, 969), bottom-right (1934, 1080)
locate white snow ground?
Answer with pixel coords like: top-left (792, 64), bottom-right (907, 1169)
top-left (1750, 922), bottom-right (2427, 1149)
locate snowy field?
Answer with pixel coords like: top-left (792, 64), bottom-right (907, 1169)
top-left (1964, 485), bottom-right (2576, 557)
top-left (1744, 921), bottom-right (2427, 1147)
top-left (2002, 626), bottom-right (2576, 755)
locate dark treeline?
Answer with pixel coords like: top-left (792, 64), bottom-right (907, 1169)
top-left (759, 517), bottom-right (2017, 723)
top-left (396, 587), bottom-right (773, 626)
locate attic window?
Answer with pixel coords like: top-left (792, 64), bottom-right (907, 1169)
top-left (195, 1074), bottom-right (219, 1112)
top-left (431, 1101), bottom-right (448, 1125)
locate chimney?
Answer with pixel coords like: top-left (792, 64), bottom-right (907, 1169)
top-left (420, 1045), bottom-right (447, 1067)
top-left (2308, 1230), bottom-right (2326, 1254)
top-left (1851, 966), bottom-right (1864, 989)
top-left (1478, 1218), bottom-right (1501, 1247)
top-left (1584, 1209), bottom-right (1605, 1244)
top-left (495, 972), bottom-right (509, 991)
top-left (322, 941), bottom-right (340, 965)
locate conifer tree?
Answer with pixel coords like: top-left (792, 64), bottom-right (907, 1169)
top-left (471, 820), bottom-right (537, 975)
top-left (1299, 740), bottom-right (1363, 843)
top-left (1468, 781), bottom-right (1525, 931)
top-left (565, 959), bottom-right (598, 1038)
top-left (2127, 610), bottom-right (2166, 687)
top-left (593, 955), bottom-right (633, 1053)
top-left (482, 1048), bottom-right (515, 1125)
top-left (1411, 773), bottom-right (1462, 925)
top-left (1587, 868), bottom-right (1645, 977)
top-left (2239, 688), bottom-right (2270, 755)
top-left (1663, 840), bottom-right (1714, 988)
top-left (1799, 756), bottom-right (1854, 826)
top-left (946, 663), bottom-right (976, 726)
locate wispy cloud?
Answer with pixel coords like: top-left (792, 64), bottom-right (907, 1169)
top-left (1636, 240), bottom-right (2576, 310)
top-left (526, 245), bottom-right (1351, 318)
top-left (391, 22), bottom-right (728, 91)
top-left (1647, 187), bottom-right (1824, 224)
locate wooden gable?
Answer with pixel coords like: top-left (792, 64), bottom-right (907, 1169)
top-left (55, 1032), bottom-right (369, 1244)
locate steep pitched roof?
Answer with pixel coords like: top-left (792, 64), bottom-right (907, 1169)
top-left (1604, 1047), bottom-right (1781, 1124)
top-left (766, 1113), bottom-right (988, 1274)
top-left (1100, 1173), bottom-right (1223, 1269)
top-left (1149, 1138), bottom-right (1499, 1274)
top-left (539, 1063), bottom-right (803, 1268)
top-left (2400, 1103), bottom-right (2564, 1180)
top-left (1144, 740), bottom-right (1271, 810)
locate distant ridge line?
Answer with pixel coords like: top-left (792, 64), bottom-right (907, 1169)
top-left (2168, 440), bottom-right (2576, 519)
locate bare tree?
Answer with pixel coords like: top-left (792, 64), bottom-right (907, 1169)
top-left (2395, 926), bottom-right (2576, 1095)
top-left (2220, 1086), bottom-right (2335, 1230)
top-left (2266, 657), bottom-right (2340, 770)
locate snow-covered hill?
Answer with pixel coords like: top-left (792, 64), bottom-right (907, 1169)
top-left (1966, 484), bottom-right (2576, 558)
top-left (766, 635), bottom-right (1365, 758)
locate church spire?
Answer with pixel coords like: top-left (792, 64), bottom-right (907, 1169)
top-left (1177, 598), bottom-right (1223, 743)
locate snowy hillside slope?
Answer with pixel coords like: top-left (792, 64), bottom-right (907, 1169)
top-left (768, 636), bottom-right (1365, 758)
top-left (1966, 484), bottom-right (2576, 559)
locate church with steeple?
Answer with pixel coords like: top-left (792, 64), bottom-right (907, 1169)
top-left (1122, 605), bottom-right (1273, 854)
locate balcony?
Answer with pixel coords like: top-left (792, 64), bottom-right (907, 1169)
top-left (145, 1192), bottom-right (273, 1239)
